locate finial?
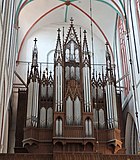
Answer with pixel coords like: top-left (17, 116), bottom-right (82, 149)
top-left (70, 17), bottom-right (74, 25)
top-left (50, 71), bottom-right (52, 75)
top-left (57, 28), bottom-right (61, 33)
top-left (34, 38), bottom-right (37, 45)
top-left (83, 30), bottom-right (87, 40)
top-left (83, 30), bottom-right (87, 34)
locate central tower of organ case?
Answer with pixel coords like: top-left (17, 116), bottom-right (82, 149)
top-left (15, 19), bottom-right (124, 154)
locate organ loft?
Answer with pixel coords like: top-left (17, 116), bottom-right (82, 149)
top-left (15, 19), bottom-right (125, 155)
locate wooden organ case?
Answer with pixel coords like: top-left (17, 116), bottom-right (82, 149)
top-left (15, 19), bottom-right (124, 155)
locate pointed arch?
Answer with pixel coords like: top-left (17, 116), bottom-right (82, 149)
top-left (125, 113), bottom-right (138, 154)
top-left (17, 2), bottom-right (114, 62)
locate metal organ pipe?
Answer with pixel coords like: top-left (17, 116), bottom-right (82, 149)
top-left (112, 84), bottom-right (118, 128)
top-left (26, 80), bottom-right (39, 127)
top-left (83, 67), bottom-right (87, 111)
top-left (31, 81), bottom-right (39, 127)
top-left (87, 66), bottom-right (91, 111)
top-left (55, 63), bottom-right (63, 112)
top-left (85, 65), bottom-right (89, 111)
top-left (55, 66), bottom-right (58, 111)
top-left (106, 83), bottom-right (113, 128)
top-left (60, 65), bottom-right (63, 111)
top-left (83, 64), bottom-right (91, 112)
top-left (58, 64), bottom-right (60, 111)
top-left (26, 82), bottom-right (33, 126)
top-left (105, 81), bottom-right (118, 129)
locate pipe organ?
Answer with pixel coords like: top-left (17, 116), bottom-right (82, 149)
top-left (15, 19), bottom-right (124, 155)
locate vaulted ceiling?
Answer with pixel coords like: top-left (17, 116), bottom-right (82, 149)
top-left (16, 0), bottom-right (125, 62)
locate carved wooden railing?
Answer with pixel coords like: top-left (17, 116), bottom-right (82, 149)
top-left (0, 153), bottom-right (140, 160)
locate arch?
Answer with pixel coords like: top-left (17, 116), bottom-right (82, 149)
top-left (17, 3), bottom-right (114, 62)
top-left (125, 113), bottom-right (138, 154)
top-left (17, 3), bottom-right (66, 62)
top-left (85, 142), bottom-right (93, 152)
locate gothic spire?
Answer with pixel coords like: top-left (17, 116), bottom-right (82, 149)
top-left (32, 38), bottom-right (38, 68)
top-left (28, 38), bottom-right (39, 82)
top-left (64, 18), bottom-right (80, 45)
top-left (83, 30), bottom-right (89, 55)
top-left (54, 28), bottom-right (62, 61)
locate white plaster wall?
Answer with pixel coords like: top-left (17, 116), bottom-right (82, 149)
top-left (16, 24), bottom-right (106, 83)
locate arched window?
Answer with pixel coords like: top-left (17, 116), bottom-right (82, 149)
top-left (47, 107), bottom-right (53, 127)
top-left (56, 117), bottom-right (63, 136)
top-left (40, 107), bottom-right (46, 127)
top-left (85, 118), bottom-right (92, 137)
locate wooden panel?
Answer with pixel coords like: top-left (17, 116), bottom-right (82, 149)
top-left (15, 90), bottom-right (27, 153)
top-left (0, 153), bottom-right (140, 160)
top-left (24, 127), bottom-right (53, 142)
top-left (64, 126), bottom-right (83, 137)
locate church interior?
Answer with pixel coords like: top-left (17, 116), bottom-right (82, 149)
top-left (0, 0), bottom-right (140, 159)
